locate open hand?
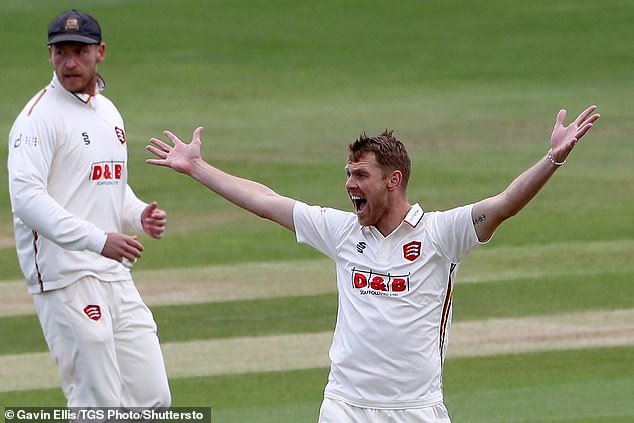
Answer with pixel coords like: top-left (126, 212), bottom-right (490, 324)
top-left (550, 105), bottom-right (600, 163)
top-left (147, 127), bottom-right (204, 175)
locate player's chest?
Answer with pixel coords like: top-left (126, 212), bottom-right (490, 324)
top-left (338, 233), bottom-right (448, 297)
top-left (56, 112), bottom-right (128, 180)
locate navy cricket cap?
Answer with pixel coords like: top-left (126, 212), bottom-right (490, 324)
top-left (47, 10), bottom-right (102, 45)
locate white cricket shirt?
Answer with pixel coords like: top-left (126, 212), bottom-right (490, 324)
top-left (8, 73), bottom-right (147, 294)
top-left (294, 201), bottom-right (482, 409)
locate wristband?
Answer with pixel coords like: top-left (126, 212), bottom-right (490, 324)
top-left (547, 149), bottom-right (566, 166)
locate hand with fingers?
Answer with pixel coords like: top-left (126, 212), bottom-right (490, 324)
top-left (146, 127), bottom-right (204, 175)
top-left (142, 201), bottom-right (167, 239)
top-left (549, 105), bottom-right (601, 165)
top-left (101, 232), bottom-right (144, 264)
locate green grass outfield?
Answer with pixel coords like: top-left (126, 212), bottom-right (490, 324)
top-left (1, 0), bottom-right (633, 422)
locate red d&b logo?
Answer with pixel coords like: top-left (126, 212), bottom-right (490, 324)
top-left (403, 241), bottom-right (422, 262)
top-left (90, 161), bottom-right (124, 182)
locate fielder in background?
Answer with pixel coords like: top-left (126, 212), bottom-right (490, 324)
top-left (146, 105), bottom-right (598, 422)
top-left (7, 10), bottom-right (171, 407)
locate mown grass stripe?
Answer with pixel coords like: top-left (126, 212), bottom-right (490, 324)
top-left (3, 347), bottom-right (632, 422)
top-left (0, 294), bottom-right (338, 355)
top-left (2, 309), bottom-right (633, 393)
top-left (2, 267), bottom-right (633, 356)
top-left (2, 238), bottom-right (633, 318)
top-left (460, 238), bottom-right (634, 284)
top-left (444, 347), bottom-right (634, 423)
top-left (0, 258), bottom-right (336, 318)
top-left (454, 269), bottom-right (634, 321)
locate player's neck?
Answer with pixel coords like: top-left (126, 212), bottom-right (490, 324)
top-left (375, 199), bottom-right (411, 237)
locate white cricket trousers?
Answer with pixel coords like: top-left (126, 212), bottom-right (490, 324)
top-left (33, 277), bottom-right (171, 408)
top-left (318, 397), bottom-right (452, 423)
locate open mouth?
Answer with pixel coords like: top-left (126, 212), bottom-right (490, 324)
top-left (63, 74), bottom-right (82, 83)
top-left (350, 195), bottom-right (368, 214)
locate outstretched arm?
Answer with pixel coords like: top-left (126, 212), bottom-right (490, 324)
top-left (472, 105), bottom-right (600, 242)
top-left (146, 127), bottom-right (296, 231)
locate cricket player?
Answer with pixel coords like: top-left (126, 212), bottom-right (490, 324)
top-left (7, 10), bottom-right (171, 407)
top-left (146, 105), bottom-right (598, 422)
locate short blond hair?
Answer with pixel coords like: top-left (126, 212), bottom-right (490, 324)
top-left (348, 130), bottom-right (411, 189)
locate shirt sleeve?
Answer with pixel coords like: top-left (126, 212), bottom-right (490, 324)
top-left (429, 204), bottom-right (483, 263)
top-left (293, 201), bottom-right (352, 260)
top-left (8, 113), bottom-right (107, 254)
top-left (121, 185), bottom-right (147, 233)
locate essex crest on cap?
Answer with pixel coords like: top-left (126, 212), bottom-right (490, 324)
top-left (64, 17), bottom-right (80, 31)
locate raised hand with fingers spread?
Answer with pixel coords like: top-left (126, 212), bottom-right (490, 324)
top-left (549, 105), bottom-right (600, 165)
top-left (147, 127), bottom-right (204, 175)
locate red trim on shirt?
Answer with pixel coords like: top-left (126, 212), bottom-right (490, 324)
top-left (32, 230), bottom-right (44, 292)
top-left (439, 263), bottom-right (457, 361)
top-left (27, 89), bottom-right (47, 116)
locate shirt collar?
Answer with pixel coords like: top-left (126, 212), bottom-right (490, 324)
top-left (51, 72), bottom-right (106, 104)
top-left (403, 203), bottom-right (425, 228)
top-left (360, 203), bottom-right (425, 235)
